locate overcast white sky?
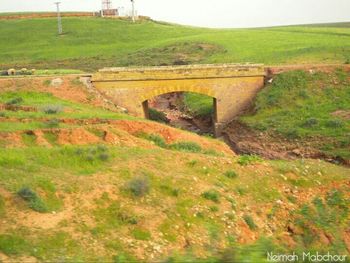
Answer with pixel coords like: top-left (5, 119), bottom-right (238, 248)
top-left (0, 0), bottom-right (349, 28)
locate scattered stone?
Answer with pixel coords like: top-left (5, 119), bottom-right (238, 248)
top-left (50, 78), bottom-right (63, 87)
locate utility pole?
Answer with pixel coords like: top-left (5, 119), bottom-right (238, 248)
top-left (54, 2), bottom-right (63, 35)
top-left (131, 0), bottom-right (135, 22)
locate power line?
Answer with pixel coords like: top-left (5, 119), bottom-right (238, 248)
top-left (54, 2), bottom-right (63, 35)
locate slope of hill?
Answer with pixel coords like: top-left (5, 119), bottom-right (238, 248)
top-left (179, 67), bottom-right (350, 164)
top-left (0, 17), bottom-right (350, 71)
top-left (0, 75), bottom-right (350, 262)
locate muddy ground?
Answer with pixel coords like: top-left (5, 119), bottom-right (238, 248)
top-left (150, 93), bottom-right (349, 166)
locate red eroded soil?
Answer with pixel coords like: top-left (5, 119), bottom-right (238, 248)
top-left (0, 118), bottom-right (233, 154)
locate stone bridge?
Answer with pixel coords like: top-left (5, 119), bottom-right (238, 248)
top-left (91, 64), bottom-right (266, 136)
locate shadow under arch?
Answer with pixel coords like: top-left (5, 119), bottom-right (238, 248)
top-left (140, 89), bottom-right (218, 130)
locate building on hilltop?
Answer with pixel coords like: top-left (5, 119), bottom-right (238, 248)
top-left (99, 0), bottom-right (119, 17)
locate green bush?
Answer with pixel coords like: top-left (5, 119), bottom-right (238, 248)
top-left (5, 97), bottom-right (23, 105)
top-left (42, 105), bottom-right (63, 114)
top-left (243, 214), bottom-right (257, 230)
top-left (202, 190), bottom-right (220, 203)
top-left (302, 118), bottom-right (319, 128)
top-left (149, 108), bottom-right (169, 123)
top-left (126, 176), bottom-right (150, 197)
top-left (29, 198), bottom-right (48, 213)
top-left (224, 170), bottom-right (238, 179)
top-left (17, 187), bottom-right (37, 201)
top-left (0, 234), bottom-right (27, 255)
top-left (325, 119), bottom-right (344, 128)
top-left (0, 112), bottom-right (6, 117)
top-left (237, 155), bottom-right (262, 166)
top-left (74, 146), bottom-right (111, 163)
top-left (138, 133), bottom-right (167, 148)
top-left (169, 141), bottom-right (202, 153)
top-left (17, 187), bottom-right (48, 213)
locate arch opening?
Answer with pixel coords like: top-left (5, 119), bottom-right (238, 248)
top-left (142, 91), bottom-right (218, 136)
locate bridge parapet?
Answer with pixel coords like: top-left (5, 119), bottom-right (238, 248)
top-left (92, 63), bottom-right (265, 82)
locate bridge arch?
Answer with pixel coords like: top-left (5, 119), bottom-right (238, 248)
top-left (140, 89), bottom-right (218, 125)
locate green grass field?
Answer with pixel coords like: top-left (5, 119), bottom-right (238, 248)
top-left (0, 17), bottom-right (350, 71)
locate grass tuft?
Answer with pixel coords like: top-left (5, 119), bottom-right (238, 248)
top-left (202, 190), bottom-right (220, 203)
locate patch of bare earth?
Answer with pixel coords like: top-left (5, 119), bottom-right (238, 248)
top-left (223, 121), bottom-right (347, 164)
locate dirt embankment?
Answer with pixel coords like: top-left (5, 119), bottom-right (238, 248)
top-left (0, 12), bottom-right (93, 20)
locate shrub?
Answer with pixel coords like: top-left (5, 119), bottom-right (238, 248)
top-left (17, 187), bottom-right (48, 213)
top-left (237, 155), bottom-right (262, 166)
top-left (169, 141), bottom-right (202, 153)
top-left (42, 105), bottom-right (63, 114)
top-left (0, 112), bottom-right (6, 117)
top-left (149, 108), bottom-right (169, 123)
top-left (202, 190), bottom-right (220, 203)
top-left (224, 170), bottom-right (238, 179)
top-left (5, 97), bottom-right (23, 105)
top-left (126, 176), bottom-right (150, 197)
top-left (326, 119), bottom-right (344, 128)
top-left (302, 118), bottom-right (319, 128)
top-left (43, 79), bottom-right (51, 86)
top-left (284, 128), bottom-right (301, 139)
top-left (209, 205), bottom-right (219, 212)
top-left (17, 187), bottom-right (37, 201)
top-left (29, 198), bottom-right (48, 213)
top-left (138, 133), bottom-right (167, 148)
top-left (98, 153), bottom-right (110, 161)
top-left (243, 214), bottom-right (257, 230)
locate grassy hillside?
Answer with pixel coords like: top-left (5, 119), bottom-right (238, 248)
top-left (184, 68), bottom-right (350, 161)
top-left (241, 69), bottom-right (350, 160)
top-left (0, 76), bottom-right (349, 262)
top-left (0, 17), bottom-right (350, 71)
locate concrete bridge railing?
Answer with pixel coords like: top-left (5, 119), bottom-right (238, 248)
top-left (91, 64), bottom-right (266, 136)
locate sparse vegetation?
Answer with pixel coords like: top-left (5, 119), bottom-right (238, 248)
top-left (42, 104), bottom-right (63, 114)
top-left (149, 108), bottom-right (169, 123)
top-left (243, 214), bottom-right (257, 230)
top-left (126, 176), bottom-right (150, 197)
top-left (137, 133), bottom-right (167, 148)
top-left (17, 187), bottom-right (48, 213)
top-left (237, 155), bottom-right (262, 166)
top-left (224, 170), bottom-right (238, 179)
top-left (43, 118), bottom-right (60, 128)
top-left (202, 190), bottom-right (220, 203)
top-left (132, 228), bottom-right (151, 241)
top-left (5, 97), bottom-right (23, 105)
top-left (169, 141), bottom-right (202, 153)
top-left (241, 70), bottom-right (350, 160)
